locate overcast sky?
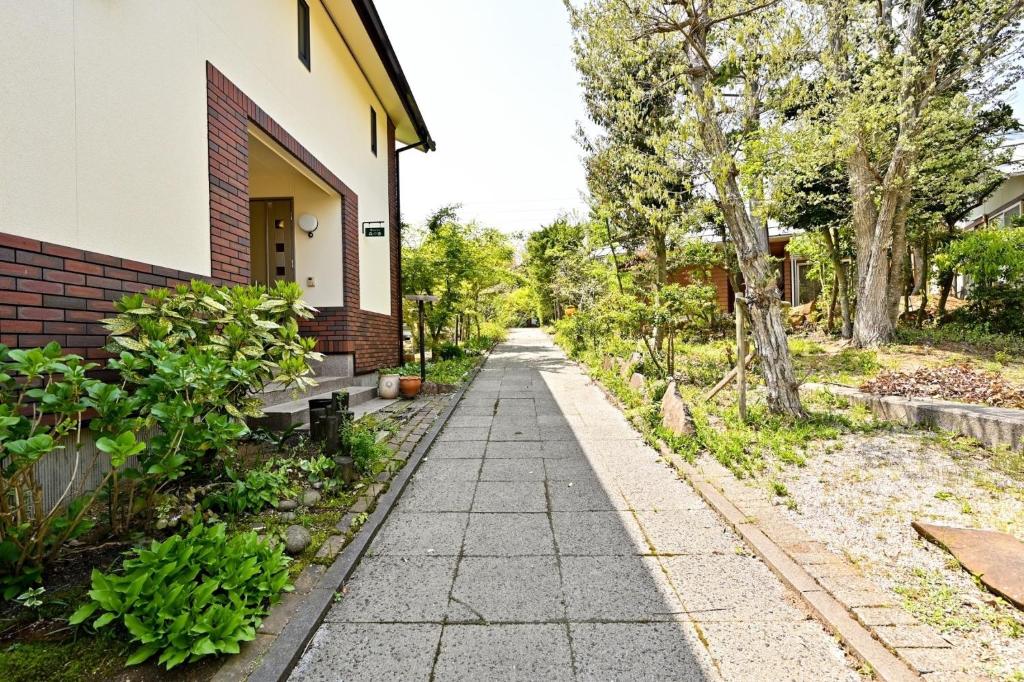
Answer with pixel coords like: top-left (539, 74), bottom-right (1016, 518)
top-left (376, 0), bottom-right (589, 235)
top-left (377, 2), bottom-right (1024, 235)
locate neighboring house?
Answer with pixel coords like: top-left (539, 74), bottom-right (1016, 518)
top-left (668, 231), bottom-right (814, 312)
top-left (963, 137), bottom-right (1024, 229)
top-left (0, 0), bottom-right (433, 375)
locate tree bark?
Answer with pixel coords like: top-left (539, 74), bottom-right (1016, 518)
top-left (686, 70), bottom-right (803, 416)
top-left (821, 226), bottom-right (852, 339)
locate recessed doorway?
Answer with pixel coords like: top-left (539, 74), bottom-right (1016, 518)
top-left (249, 198), bottom-right (295, 286)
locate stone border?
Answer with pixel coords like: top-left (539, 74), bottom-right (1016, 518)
top-left (804, 382), bottom-right (1024, 452)
top-left (575, 359), bottom-right (934, 681)
top-left (242, 362), bottom-right (482, 682)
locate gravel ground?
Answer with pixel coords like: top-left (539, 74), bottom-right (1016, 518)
top-left (757, 427), bottom-right (1024, 679)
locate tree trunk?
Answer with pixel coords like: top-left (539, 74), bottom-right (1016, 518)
top-left (848, 143), bottom-right (912, 347)
top-left (915, 232), bottom-right (930, 326)
top-left (653, 236), bottom-right (668, 350)
top-left (936, 271), bottom-right (954, 320)
top-left (688, 86), bottom-right (803, 416)
top-left (826, 274), bottom-right (838, 334)
top-left (821, 226), bottom-right (852, 339)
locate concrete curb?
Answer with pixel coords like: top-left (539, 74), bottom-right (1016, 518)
top-left (245, 361), bottom-right (484, 682)
top-left (804, 382), bottom-right (1024, 452)
top-left (576, 360), bottom-right (923, 681)
top-left (662, 450), bottom-right (921, 682)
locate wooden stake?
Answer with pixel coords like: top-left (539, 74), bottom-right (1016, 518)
top-left (703, 350), bottom-right (756, 401)
top-left (735, 296), bottom-right (747, 422)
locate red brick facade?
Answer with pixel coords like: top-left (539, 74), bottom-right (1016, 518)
top-left (0, 63), bottom-right (402, 374)
top-left (0, 233), bottom-right (198, 357)
top-left (205, 63), bottom-right (402, 374)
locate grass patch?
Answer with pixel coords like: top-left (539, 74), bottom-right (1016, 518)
top-left (382, 356), bottom-right (480, 385)
top-left (895, 567), bottom-right (1024, 638)
top-left (0, 635), bottom-right (131, 682)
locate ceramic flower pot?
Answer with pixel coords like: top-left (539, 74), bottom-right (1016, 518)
top-left (399, 375), bottom-right (422, 399)
top-left (378, 374), bottom-right (400, 400)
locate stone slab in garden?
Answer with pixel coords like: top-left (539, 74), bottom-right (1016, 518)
top-left (803, 382), bottom-right (1024, 452)
top-left (628, 372), bottom-right (645, 392)
top-left (913, 521), bottom-right (1024, 610)
top-left (661, 380), bottom-right (695, 436)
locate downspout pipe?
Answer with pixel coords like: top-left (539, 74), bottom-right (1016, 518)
top-left (394, 139), bottom-right (433, 363)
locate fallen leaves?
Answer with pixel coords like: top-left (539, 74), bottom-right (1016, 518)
top-left (860, 363), bottom-right (1024, 409)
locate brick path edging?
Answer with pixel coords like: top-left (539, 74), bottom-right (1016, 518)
top-left (242, 361), bottom-right (486, 682)
top-left (571, 354), bottom-right (935, 681)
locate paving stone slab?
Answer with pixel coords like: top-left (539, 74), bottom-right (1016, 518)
top-left (479, 457), bottom-right (545, 481)
top-left (550, 511), bottom-right (647, 555)
top-left (471, 481), bottom-right (547, 512)
top-left (447, 415), bottom-right (494, 428)
top-left (366, 512), bottom-right (468, 557)
top-left (396, 478), bottom-right (477, 513)
top-left (569, 622), bottom-right (718, 681)
top-left (660, 554), bottom-right (807, 622)
top-left (290, 623), bottom-right (441, 682)
top-left (488, 424), bottom-right (542, 441)
top-left (427, 441), bottom-right (487, 459)
top-left (561, 555), bottom-right (685, 621)
top-left (543, 458), bottom-right (600, 481)
top-left (633, 509), bottom-right (741, 555)
top-left (326, 555), bottom-right (458, 623)
top-left (449, 556), bottom-right (564, 623)
top-left (414, 457), bottom-right (482, 481)
top-left (438, 426), bottom-right (491, 442)
top-left (485, 441), bottom-right (544, 458)
top-left (699, 620), bottom-right (859, 681)
top-left (547, 479), bottom-right (628, 511)
top-left (540, 440), bottom-right (586, 458)
top-left (433, 624), bottom-right (574, 682)
top-left (462, 512), bottom-right (555, 556)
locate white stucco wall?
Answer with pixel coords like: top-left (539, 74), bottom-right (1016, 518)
top-left (965, 175), bottom-right (1024, 225)
top-left (0, 0), bottom-right (392, 314)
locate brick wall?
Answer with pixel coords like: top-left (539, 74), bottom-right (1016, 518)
top-left (0, 233), bottom-right (197, 357)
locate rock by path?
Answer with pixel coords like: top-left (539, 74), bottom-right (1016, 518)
top-left (291, 329), bottom-right (859, 681)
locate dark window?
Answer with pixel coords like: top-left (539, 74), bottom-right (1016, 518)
top-left (370, 107), bottom-right (378, 156)
top-left (297, 0), bottom-right (310, 70)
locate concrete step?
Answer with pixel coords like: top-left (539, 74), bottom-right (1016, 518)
top-left (257, 385), bottom-right (378, 430)
top-left (295, 397), bottom-right (401, 432)
top-left (258, 376), bottom-right (355, 408)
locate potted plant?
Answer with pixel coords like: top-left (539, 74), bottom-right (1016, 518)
top-left (378, 373), bottom-right (400, 400)
top-left (399, 374), bottom-right (422, 398)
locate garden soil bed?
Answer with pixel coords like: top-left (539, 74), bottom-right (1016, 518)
top-left (749, 426), bottom-right (1024, 680)
top-left (0, 392), bottom-right (457, 682)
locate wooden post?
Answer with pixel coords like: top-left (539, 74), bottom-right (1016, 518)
top-left (735, 295), bottom-right (747, 422)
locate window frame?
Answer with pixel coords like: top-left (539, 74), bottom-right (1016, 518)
top-left (297, 0), bottom-right (311, 71)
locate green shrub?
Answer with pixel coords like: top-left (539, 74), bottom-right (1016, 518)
top-left (936, 224), bottom-right (1024, 333)
top-left (207, 462), bottom-right (295, 516)
top-left (436, 342), bottom-right (464, 360)
top-left (69, 522), bottom-right (291, 670)
top-left (343, 423), bottom-right (391, 475)
top-left (0, 344), bottom-right (145, 598)
top-left (1, 280), bottom-right (322, 597)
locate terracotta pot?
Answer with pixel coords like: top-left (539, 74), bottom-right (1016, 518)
top-left (399, 375), bottom-right (422, 399)
top-left (378, 374), bottom-right (400, 400)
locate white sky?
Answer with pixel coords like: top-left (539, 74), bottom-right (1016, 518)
top-left (376, 2), bottom-right (1024, 235)
top-left (376, 0), bottom-right (590, 235)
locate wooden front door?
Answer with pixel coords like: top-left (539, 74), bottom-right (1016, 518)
top-left (249, 198), bottom-right (295, 286)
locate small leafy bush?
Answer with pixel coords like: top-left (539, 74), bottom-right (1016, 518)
top-left (207, 462), bottom-right (295, 516)
top-left (436, 342), bottom-right (464, 360)
top-left (936, 224), bottom-right (1024, 334)
top-left (70, 522), bottom-right (291, 669)
top-left (382, 356), bottom-right (478, 385)
top-left (343, 423), bottom-right (391, 475)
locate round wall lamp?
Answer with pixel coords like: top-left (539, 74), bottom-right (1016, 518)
top-left (298, 213), bottom-right (319, 238)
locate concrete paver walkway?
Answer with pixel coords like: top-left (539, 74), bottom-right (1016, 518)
top-left (292, 329), bottom-right (859, 681)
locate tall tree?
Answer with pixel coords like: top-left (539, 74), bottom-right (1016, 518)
top-left (822, 0), bottom-right (1023, 346)
top-left (614, 0), bottom-right (808, 416)
top-left (568, 2), bottom-right (696, 342)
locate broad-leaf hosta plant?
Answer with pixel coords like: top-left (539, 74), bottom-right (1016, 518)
top-left (70, 522), bottom-right (292, 669)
